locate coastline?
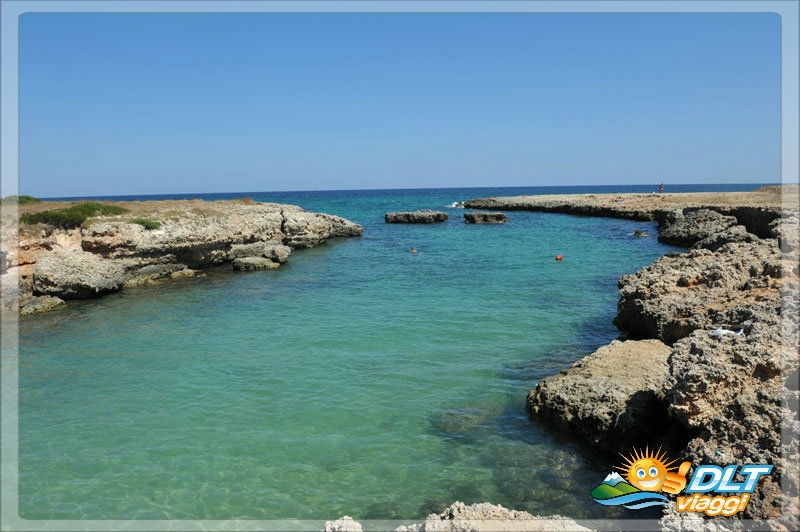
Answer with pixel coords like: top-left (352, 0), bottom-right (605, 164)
top-left (466, 185), bottom-right (799, 528)
top-left (1, 198), bottom-right (363, 315)
top-left (3, 187), bottom-right (799, 529)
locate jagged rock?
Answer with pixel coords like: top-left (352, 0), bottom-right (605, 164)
top-left (32, 250), bottom-right (124, 299)
top-left (464, 212), bottom-right (508, 224)
top-left (231, 257), bottom-right (281, 271)
top-left (283, 212), bottom-right (364, 248)
top-left (658, 209), bottom-right (739, 247)
top-left (692, 224), bottom-right (758, 251)
top-left (614, 240), bottom-right (782, 345)
top-left (322, 516), bottom-right (363, 532)
top-left (230, 241), bottom-right (292, 263)
top-left (773, 214), bottom-right (799, 253)
top-left (394, 502), bottom-right (593, 532)
top-left (385, 211), bottom-right (449, 224)
top-left (526, 339), bottom-right (672, 451)
top-left (123, 263), bottom-right (193, 287)
top-left (663, 318), bottom-right (797, 521)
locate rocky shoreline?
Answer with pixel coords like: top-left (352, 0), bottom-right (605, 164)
top-left (4, 189), bottom-right (799, 529)
top-left (467, 187), bottom-right (799, 529)
top-left (1, 199), bottom-right (363, 315)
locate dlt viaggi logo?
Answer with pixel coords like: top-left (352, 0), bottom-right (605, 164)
top-left (591, 446), bottom-right (772, 516)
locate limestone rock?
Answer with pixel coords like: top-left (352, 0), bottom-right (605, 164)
top-left (20, 294), bottom-right (65, 315)
top-left (526, 339), bottom-right (672, 451)
top-left (464, 212), bottom-right (508, 224)
top-left (322, 516), bottom-right (362, 532)
top-left (385, 210), bottom-right (449, 224)
top-left (658, 208), bottom-right (739, 247)
top-left (283, 212), bottom-right (363, 248)
top-left (692, 224), bottom-right (758, 251)
top-left (232, 257), bottom-right (281, 271)
top-left (395, 502), bottom-right (593, 532)
top-left (614, 240), bottom-right (782, 345)
top-left (123, 263), bottom-right (193, 287)
top-left (32, 250), bottom-right (124, 299)
top-left (230, 241), bottom-right (292, 263)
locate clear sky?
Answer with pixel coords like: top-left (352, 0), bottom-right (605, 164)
top-left (19, 11), bottom-right (782, 197)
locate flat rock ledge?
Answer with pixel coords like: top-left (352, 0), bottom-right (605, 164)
top-left (385, 210), bottom-right (449, 224)
top-left (322, 502), bottom-right (593, 532)
top-left (464, 211), bottom-right (508, 224)
top-left (526, 339), bottom-right (673, 451)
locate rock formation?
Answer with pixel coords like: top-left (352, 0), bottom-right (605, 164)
top-left (463, 212), bottom-right (508, 224)
top-left (32, 250), bottom-right (125, 299)
top-left (479, 189), bottom-right (799, 526)
top-left (385, 211), bottom-right (449, 224)
top-left (526, 339), bottom-right (673, 451)
top-left (4, 200), bottom-right (362, 314)
top-left (320, 502), bottom-right (593, 532)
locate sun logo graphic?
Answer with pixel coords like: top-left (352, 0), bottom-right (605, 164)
top-left (591, 446), bottom-right (773, 516)
top-left (591, 446), bottom-right (690, 510)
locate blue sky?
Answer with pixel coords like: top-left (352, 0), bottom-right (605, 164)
top-left (19, 12), bottom-right (782, 197)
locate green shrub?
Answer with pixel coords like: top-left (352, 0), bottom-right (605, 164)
top-left (20, 202), bottom-right (128, 229)
top-left (130, 218), bottom-right (161, 230)
top-left (2, 195), bottom-right (41, 204)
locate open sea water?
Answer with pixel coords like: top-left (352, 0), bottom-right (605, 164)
top-left (16, 185), bottom-right (763, 521)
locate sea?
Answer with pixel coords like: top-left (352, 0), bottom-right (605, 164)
top-left (14, 184), bottom-right (767, 523)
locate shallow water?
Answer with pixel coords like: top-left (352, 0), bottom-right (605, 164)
top-left (18, 186), bottom-right (690, 520)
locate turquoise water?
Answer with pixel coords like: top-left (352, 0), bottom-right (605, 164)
top-left (17, 187), bottom-right (687, 521)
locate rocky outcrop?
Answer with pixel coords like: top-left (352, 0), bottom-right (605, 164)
top-left (385, 211), bottom-right (449, 224)
top-left (526, 339), bottom-right (673, 451)
top-left (32, 250), bottom-right (125, 299)
top-left (657, 209), bottom-right (739, 247)
top-left (231, 257), bottom-right (282, 271)
top-left (123, 263), bottom-right (194, 287)
top-left (514, 190), bottom-right (799, 525)
top-left (6, 200), bottom-right (363, 311)
top-left (283, 212), bottom-right (363, 248)
top-left (463, 212), bottom-right (508, 224)
top-left (19, 294), bottom-right (65, 315)
top-left (613, 240), bottom-right (782, 345)
top-left (394, 502), bottom-right (592, 532)
top-left (320, 502), bottom-right (593, 532)
top-left (230, 241), bottom-right (292, 263)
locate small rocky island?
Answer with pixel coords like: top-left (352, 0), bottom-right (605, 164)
top-left (385, 210), bottom-right (449, 223)
top-left (1, 198), bottom-right (363, 315)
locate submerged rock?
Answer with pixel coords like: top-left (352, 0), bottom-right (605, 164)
top-left (20, 294), bottom-right (65, 315)
top-left (385, 210), bottom-right (449, 224)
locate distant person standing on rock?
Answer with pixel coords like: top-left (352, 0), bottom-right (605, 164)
top-left (659, 183), bottom-right (664, 194)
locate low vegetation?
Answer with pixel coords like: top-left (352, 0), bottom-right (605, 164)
top-left (130, 218), bottom-right (161, 230)
top-left (20, 202), bottom-right (128, 229)
top-left (1, 195), bottom-right (41, 205)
